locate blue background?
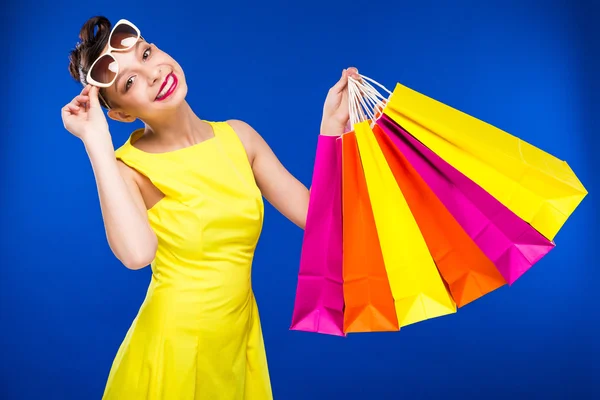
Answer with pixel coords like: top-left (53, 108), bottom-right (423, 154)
top-left (1, 0), bottom-right (598, 398)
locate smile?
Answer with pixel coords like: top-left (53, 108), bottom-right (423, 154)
top-left (155, 73), bottom-right (178, 101)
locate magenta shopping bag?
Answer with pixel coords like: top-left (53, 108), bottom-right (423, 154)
top-left (290, 135), bottom-right (344, 336)
top-left (377, 115), bottom-right (555, 284)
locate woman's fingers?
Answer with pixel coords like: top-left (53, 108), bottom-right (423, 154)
top-left (67, 104), bottom-right (81, 113)
top-left (330, 67), bottom-right (361, 95)
top-left (87, 85), bottom-right (101, 107)
top-left (346, 67), bottom-right (360, 79)
top-left (62, 88), bottom-right (91, 118)
top-left (81, 84), bottom-right (91, 96)
top-left (329, 69), bottom-right (349, 94)
top-left (76, 95), bottom-right (89, 109)
top-left (75, 94), bottom-right (90, 110)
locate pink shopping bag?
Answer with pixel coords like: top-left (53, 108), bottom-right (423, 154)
top-left (290, 135), bottom-right (345, 336)
top-left (377, 115), bottom-right (555, 285)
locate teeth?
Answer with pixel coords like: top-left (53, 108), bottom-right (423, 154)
top-left (157, 76), bottom-right (174, 99)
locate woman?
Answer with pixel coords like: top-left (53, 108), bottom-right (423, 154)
top-left (61, 16), bottom-right (359, 399)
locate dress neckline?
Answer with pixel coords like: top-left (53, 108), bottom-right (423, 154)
top-left (125, 121), bottom-right (217, 156)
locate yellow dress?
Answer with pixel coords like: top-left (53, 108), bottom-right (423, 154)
top-left (103, 121), bottom-right (272, 399)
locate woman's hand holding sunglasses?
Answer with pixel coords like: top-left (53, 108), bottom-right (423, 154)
top-left (61, 84), bottom-right (110, 144)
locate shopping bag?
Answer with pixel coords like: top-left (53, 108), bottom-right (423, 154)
top-left (383, 83), bottom-right (587, 241)
top-left (376, 115), bottom-right (556, 284)
top-left (341, 132), bottom-right (399, 332)
top-left (353, 121), bottom-right (457, 327)
top-left (371, 123), bottom-right (507, 306)
top-left (290, 135), bottom-right (344, 336)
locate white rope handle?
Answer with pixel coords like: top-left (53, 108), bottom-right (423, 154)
top-left (348, 77), bottom-right (371, 125)
top-left (361, 81), bottom-right (388, 120)
top-left (360, 75), bottom-right (392, 96)
top-left (348, 78), bottom-right (363, 126)
top-left (347, 73), bottom-right (392, 126)
top-left (348, 77), bottom-right (372, 126)
top-left (350, 79), bottom-right (371, 122)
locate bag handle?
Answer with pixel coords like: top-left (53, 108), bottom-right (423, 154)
top-left (348, 74), bottom-right (392, 127)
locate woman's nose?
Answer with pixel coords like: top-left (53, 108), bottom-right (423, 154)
top-left (150, 67), bottom-right (162, 85)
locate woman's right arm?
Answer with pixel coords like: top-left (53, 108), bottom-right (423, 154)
top-left (84, 137), bottom-right (158, 269)
top-left (62, 85), bottom-right (157, 270)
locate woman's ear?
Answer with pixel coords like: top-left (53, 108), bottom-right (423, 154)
top-left (107, 109), bottom-right (136, 123)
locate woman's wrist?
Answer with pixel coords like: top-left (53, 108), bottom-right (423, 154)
top-left (319, 121), bottom-right (345, 137)
top-left (83, 131), bottom-right (116, 160)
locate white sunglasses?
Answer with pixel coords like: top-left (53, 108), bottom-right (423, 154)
top-left (85, 19), bottom-right (142, 89)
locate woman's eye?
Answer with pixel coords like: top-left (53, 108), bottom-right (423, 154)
top-left (124, 47), bottom-right (150, 91)
top-left (126, 76), bottom-right (135, 90)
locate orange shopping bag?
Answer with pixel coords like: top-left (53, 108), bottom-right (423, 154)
top-left (353, 121), bottom-right (456, 327)
top-left (341, 132), bottom-right (399, 333)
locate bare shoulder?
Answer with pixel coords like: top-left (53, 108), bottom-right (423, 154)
top-left (116, 159), bottom-right (164, 211)
top-left (116, 159), bottom-right (137, 181)
top-left (116, 159), bottom-right (145, 191)
top-left (226, 119), bottom-right (259, 140)
top-left (226, 119), bottom-right (261, 163)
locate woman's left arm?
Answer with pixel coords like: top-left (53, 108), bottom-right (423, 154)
top-left (229, 67), bottom-right (360, 230)
top-left (227, 119), bottom-right (311, 229)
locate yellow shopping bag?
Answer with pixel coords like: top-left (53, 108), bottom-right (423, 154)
top-left (353, 121), bottom-right (456, 327)
top-left (383, 83), bottom-right (587, 241)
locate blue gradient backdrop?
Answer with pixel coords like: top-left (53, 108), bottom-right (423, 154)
top-left (1, 0), bottom-right (598, 399)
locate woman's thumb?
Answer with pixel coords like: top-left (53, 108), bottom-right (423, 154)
top-left (331, 69), bottom-right (348, 94)
top-left (88, 85), bottom-right (101, 107)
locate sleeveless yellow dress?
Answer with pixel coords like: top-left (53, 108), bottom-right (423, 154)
top-left (103, 121), bottom-right (272, 399)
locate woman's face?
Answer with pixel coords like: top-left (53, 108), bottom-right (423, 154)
top-left (100, 39), bottom-right (188, 122)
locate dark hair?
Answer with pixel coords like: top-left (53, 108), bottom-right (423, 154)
top-left (68, 16), bottom-right (112, 108)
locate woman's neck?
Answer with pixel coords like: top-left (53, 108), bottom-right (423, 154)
top-left (141, 101), bottom-right (213, 148)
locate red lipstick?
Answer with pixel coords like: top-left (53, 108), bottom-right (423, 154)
top-left (155, 73), bottom-right (178, 101)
